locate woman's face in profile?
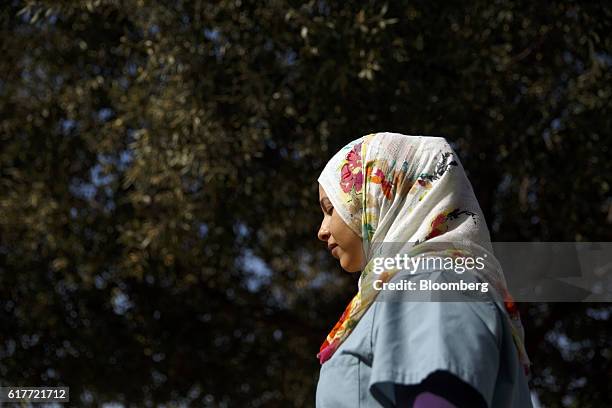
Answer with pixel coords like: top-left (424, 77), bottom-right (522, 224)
top-left (317, 184), bottom-right (364, 273)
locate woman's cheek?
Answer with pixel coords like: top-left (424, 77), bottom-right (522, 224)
top-left (328, 218), bottom-right (340, 245)
top-left (330, 214), bottom-right (350, 244)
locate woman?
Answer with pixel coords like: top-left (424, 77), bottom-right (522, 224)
top-left (315, 133), bottom-right (533, 408)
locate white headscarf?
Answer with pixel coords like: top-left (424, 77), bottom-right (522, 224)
top-left (316, 132), bottom-right (530, 374)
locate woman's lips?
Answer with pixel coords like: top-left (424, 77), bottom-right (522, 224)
top-left (328, 244), bottom-right (339, 257)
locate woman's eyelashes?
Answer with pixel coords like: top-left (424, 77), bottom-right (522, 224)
top-left (320, 201), bottom-right (333, 216)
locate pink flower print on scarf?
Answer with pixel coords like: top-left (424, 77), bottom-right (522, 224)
top-left (339, 142), bottom-right (363, 193)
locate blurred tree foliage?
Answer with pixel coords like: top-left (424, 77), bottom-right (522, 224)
top-left (1, 0), bottom-right (611, 406)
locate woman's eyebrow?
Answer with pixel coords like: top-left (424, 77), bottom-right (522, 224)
top-left (319, 197), bottom-right (332, 209)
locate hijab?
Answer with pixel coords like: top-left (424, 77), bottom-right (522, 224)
top-left (316, 132), bottom-right (530, 374)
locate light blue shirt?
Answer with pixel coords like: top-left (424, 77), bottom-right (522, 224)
top-left (315, 270), bottom-right (533, 407)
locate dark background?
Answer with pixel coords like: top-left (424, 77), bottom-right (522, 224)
top-left (1, 1), bottom-right (611, 406)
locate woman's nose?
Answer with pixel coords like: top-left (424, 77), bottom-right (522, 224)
top-left (318, 219), bottom-right (330, 242)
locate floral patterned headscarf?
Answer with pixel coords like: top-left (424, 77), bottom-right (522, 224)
top-left (316, 132), bottom-right (530, 374)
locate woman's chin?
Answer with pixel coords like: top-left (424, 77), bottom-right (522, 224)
top-left (339, 257), bottom-right (360, 273)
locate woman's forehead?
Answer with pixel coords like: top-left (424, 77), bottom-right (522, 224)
top-left (318, 183), bottom-right (327, 197)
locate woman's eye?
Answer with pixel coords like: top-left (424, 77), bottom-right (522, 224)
top-left (327, 207), bottom-right (334, 215)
